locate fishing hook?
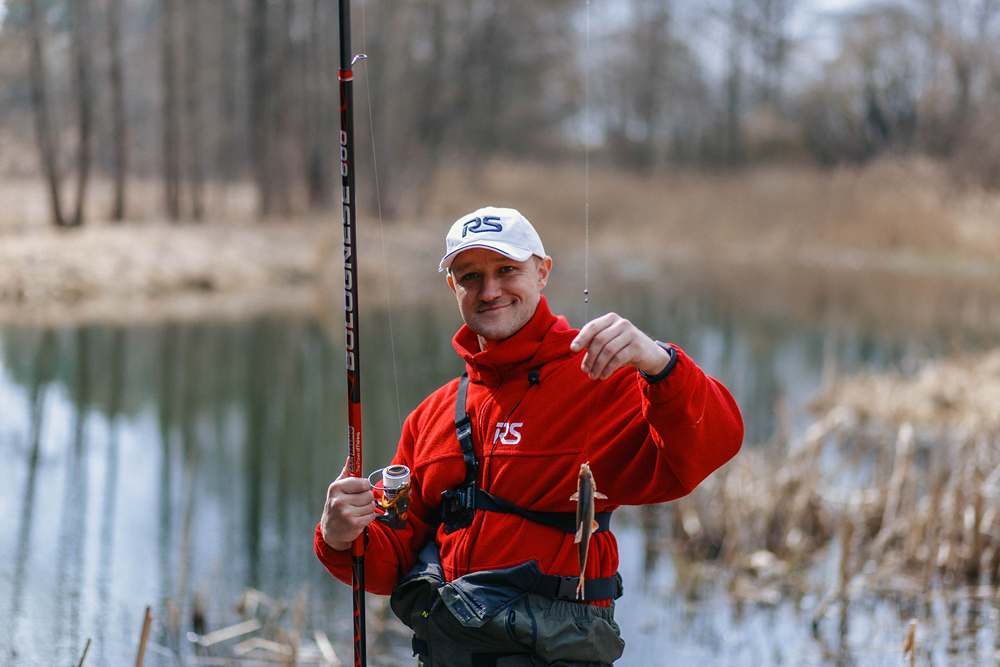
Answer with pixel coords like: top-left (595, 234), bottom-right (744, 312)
top-left (352, 53), bottom-right (368, 67)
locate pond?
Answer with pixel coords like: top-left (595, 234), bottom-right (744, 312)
top-left (1, 275), bottom-right (998, 666)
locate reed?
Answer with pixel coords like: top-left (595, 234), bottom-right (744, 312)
top-left (134, 606), bottom-right (152, 667)
top-left (663, 349), bottom-right (1000, 615)
top-left (76, 637), bottom-right (91, 667)
top-left (903, 619), bottom-right (917, 667)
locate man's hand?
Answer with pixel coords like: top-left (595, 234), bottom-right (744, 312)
top-left (320, 458), bottom-right (377, 551)
top-left (570, 312), bottom-right (670, 380)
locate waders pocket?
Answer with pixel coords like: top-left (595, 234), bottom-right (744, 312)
top-left (390, 575), bottom-right (440, 635)
top-left (391, 542), bottom-right (446, 636)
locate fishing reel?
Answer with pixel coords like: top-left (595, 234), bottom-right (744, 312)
top-left (368, 464), bottom-right (411, 529)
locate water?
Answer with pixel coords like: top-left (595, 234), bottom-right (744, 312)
top-left (1, 282), bottom-right (997, 666)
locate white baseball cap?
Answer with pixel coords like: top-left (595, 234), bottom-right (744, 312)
top-left (438, 206), bottom-right (546, 272)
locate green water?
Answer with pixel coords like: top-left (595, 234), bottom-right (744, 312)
top-left (1, 284), bottom-right (997, 665)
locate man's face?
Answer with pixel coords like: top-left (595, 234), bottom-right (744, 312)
top-left (447, 248), bottom-right (553, 343)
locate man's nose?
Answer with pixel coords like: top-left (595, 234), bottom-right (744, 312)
top-left (480, 274), bottom-right (502, 300)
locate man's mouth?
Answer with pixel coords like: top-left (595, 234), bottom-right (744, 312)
top-left (477, 302), bottom-right (513, 314)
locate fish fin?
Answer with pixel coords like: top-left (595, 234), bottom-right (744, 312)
top-left (574, 525), bottom-right (583, 543)
top-left (594, 491), bottom-right (608, 500)
top-left (569, 492), bottom-right (579, 502)
top-left (591, 519), bottom-right (599, 531)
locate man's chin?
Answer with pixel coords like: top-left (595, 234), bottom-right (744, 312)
top-left (469, 317), bottom-right (523, 343)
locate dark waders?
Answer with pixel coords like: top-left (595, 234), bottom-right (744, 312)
top-left (391, 543), bottom-right (625, 667)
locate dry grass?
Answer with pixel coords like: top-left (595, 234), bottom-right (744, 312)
top-left (665, 350), bottom-right (1000, 607)
top-left (2, 159), bottom-right (1000, 329)
top-left (422, 157), bottom-right (1000, 263)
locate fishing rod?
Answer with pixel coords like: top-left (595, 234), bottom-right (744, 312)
top-left (338, 0), bottom-right (367, 665)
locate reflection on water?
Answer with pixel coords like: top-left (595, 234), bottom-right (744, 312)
top-left (0, 288), bottom-right (997, 665)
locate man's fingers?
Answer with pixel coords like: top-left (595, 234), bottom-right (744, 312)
top-left (589, 334), bottom-right (631, 379)
top-left (329, 474), bottom-right (371, 498)
top-left (570, 313), bottom-right (618, 352)
top-left (581, 319), bottom-right (630, 375)
top-left (341, 500), bottom-right (377, 517)
top-left (332, 485), bottom-right (375, 507)
top-left (599, 345), bottom-right (632, 380)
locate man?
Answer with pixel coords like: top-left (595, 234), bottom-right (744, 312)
top-left (315, 206), bottom-right (743, 666)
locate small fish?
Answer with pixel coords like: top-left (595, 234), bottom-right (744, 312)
top-left (569, 462), bottom-right (607, 600)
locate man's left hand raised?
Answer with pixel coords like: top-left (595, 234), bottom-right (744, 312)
top-left (570, 312), bottom-right (670, 380)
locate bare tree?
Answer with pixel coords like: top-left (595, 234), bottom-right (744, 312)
top-left (270, 0), bottom-right (294, 216)
top-left (304, 0), bottom-right (334, 209)
top-left (217, 0), bottom-right (242, 186)
top-left (248, 0), bottom-right (272, 217)
top-left (25, 0), bottom-right (67, 227)
top-left (161, 0), bottom-right (182, 221)
top-left (182, 0), bottom-right (205, 221)
top-left (745, 0), bottom-right (797, 108)
top-left (107, 0), bottom-right (128, 221)
top-left (724, 0), bottom-right (746, 164)
top-left (68, 0), bottom-right (94, 227)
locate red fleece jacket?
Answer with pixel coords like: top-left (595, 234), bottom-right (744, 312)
top-left (315, 296), bottom-right (743, 599)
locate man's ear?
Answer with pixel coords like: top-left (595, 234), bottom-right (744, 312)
top-left (537, 256), bottom-right (553, 289)
top-left (446, 271), bottom-right (456, 293)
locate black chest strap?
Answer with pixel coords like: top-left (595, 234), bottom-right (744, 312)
top-left (442, 372), bottom-right (613, 535)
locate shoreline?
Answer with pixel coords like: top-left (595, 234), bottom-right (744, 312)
top-left (3, 216), bottom-right (1000, 331)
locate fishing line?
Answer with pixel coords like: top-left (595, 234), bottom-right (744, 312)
top-left (583, 0), bottom-right (591, 325)
top-left (582, 0), bottom-right (595, 457)
top-left (361, 2), bottom-right (403, 432)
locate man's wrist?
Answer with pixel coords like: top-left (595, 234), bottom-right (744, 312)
top-left (326, 538), bottom-right (352, 551)
top-left (322, 527), bottom-right (352, 552)
top-left (639, 342), bottom-right (677, 383)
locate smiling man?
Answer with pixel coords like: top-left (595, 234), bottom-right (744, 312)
top-left (316, 206), bottom-right (743, 666)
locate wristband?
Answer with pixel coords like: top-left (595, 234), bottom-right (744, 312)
top-left (639, 342), bottom-right (677, 384)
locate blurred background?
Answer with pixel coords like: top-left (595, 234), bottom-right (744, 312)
top-left (1, 0), bottom-right (999, 665)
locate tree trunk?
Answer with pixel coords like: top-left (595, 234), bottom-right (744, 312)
top-left (725, 0), bottom-right (746, 165)
top-left (107, 0), bottom-right (127, 221)
top-left (182, 0), bottom-right (205, 221)
top-left (249, 0), bottom-right (272, 217)
top-left (161, 0), bottom-right (182, 221)
top-left (218, 0), bottom-right (241, 185)
top-left (270, 0), bottom-right (294, 216)
top-left (69, 0), bottom-right (94, 227)
top-left (305, 0), bottom-right (333, 210)
top-left (26, 0), bottom-right (68, 227)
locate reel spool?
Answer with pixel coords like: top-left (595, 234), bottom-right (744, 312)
top-left (368, 464), bottom-right (411, 529)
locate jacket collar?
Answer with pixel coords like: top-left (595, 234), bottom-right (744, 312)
top-left (452, 296), bottom-right (577, 387)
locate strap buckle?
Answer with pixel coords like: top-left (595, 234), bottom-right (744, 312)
top-left (455, 417), bottom-right (472, 442)
top-left (441, 483), bottom-right (477, 533)
top-left (554, 576), bottom-right (579, 600)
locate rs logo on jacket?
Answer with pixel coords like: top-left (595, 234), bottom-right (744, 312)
top-left (493, 422), bottom-right (523, 445)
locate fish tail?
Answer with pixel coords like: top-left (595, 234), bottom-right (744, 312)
top-left (576, 575), bottom-right (585, 600)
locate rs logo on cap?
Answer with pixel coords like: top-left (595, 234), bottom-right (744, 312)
top-left (462, 215), bottom-right (503, 237)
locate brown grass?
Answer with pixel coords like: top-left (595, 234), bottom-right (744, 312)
top-left (3, 159), bottom-right (1000, 329)
top-left (422, 157), bottom-right (1000, 262)
top-left (664, 350), bottom-right (1000, 607)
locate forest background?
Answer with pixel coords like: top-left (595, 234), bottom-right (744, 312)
top-left (2, 1), bottom-right (1000, 665)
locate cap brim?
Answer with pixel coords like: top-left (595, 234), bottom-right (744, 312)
top-left (438, 242), bottom-right (535, 272)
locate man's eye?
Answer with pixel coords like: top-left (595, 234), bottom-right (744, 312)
top-left (499, 266), bottom-right (516, 274)
top-left (459, 272), bottom-right (480, 284)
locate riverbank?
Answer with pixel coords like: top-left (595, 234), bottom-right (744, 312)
top-left (2, 159), bottom-right (1000, 328)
